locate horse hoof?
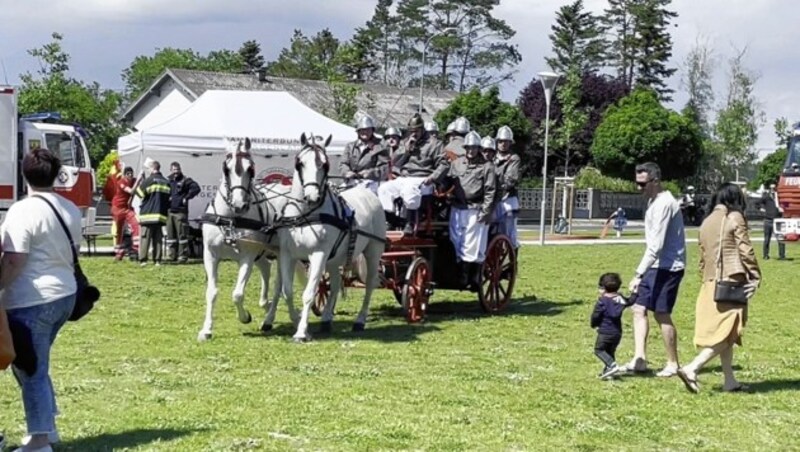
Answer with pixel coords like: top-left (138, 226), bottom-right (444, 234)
top-left (197, 331), bottom-right (213, 342)
top-left (260, 323), bottom-right (273, 334)
top-left (293, 336), bottom-right (311, 344)
top-left (319, 321), bottom-right (333, 334)
top-left (240, 311), bottom-right (253, 324)
top-left (352, 323), bottom-right (365, 332)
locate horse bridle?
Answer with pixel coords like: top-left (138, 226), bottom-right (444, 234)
top-left (294, 142), bottom-right (330, 193)
top-left (222, 151), bottom-right (256, 211)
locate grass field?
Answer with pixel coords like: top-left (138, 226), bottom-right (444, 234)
top-left (1, 244), bottom-right (799, 451)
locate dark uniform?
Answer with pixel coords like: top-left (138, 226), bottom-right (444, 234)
top-left (756, 191), bottom-right (786, 259)
top-left (136, 171), bottom-right (170, 265)
top-left (167, 172), bottom-right (200, 262)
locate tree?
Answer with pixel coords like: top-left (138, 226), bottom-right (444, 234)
top-left (20, 33), bottom-right (124, 166)
top-left (751, 148), bottom-right (788, 190)
top-left (713, 47), bottom-right (765, 182)
top-left (774, 116), bottom-right (793, 147)
top-left (238, 40), bottom-right (265, 73)
top-left (435, 86), bottom-right (531, 157)
top-left (603, 0), bottom-right (677, 100)
top-left (591, 88), bottom-right (702, 179)
top-left (122, 48), bottom-right (243, 100)
top-left (680, 37), bottom-right (715, 134)
top-left (546, 0), bottom-right (606, 74)
top-left (265, 29), bottom-right (341, 80)
top-left (518, 72), bottom-right (629, 176)
top-left (552, 68), bottom-right (588, 176)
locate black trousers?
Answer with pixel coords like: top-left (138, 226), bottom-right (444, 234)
top-left (594, 333), bottom-right (621, 369)
top-left (763, 220), bottom-right (786, 259)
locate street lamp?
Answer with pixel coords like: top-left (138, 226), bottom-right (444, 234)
top-left (538, 71), bottom-right (560, 245)
top-left (419, 27), bottom-right (457, 115)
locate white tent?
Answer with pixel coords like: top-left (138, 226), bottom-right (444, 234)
top-left (118, 90), bottom-right (355, 221)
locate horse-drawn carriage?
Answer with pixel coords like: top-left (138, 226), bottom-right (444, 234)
top-left (311, 192), bottom-right (519, 324)
top-left (198, 134), bottom-right (519, 342)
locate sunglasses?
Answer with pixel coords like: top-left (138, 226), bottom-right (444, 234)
top-left (636, 179), bottom-right (654, 188)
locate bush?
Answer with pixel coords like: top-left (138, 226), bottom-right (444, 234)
top-left (96, 150), bottom-right (119, 191)
top-left (518, 177), bottom-right (543, 189)
top-left (574, 167), bottom-right (637, 192)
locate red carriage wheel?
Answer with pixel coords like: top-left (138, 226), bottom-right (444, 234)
top-left (401, 257), bottom-right (431, 323)
top-left (311, 272), bottom-right (331, 317)
top-left (478, 235), bottom-right (516, 313)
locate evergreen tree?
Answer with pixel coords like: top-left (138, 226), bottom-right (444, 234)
top-left (238, 40), bottom-right (265, 73)
top-left (603, 0), bottom-right (638, 87)
top-left (632, 0), bottom-right (678, 100)
top-left (265, 29), bottom-right (341, 80)
top-left (546, 0), bottom-right (606, 74)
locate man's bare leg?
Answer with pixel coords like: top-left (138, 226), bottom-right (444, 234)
top-left (655, 312), bottom-right (679, 373)
top-left (626, 304), bottom-right (649, 370)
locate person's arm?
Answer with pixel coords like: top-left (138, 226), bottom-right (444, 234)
top-left (185, 178), bottom-right (201, 201)
top-left (731, 212), bottom-right (762, 292)
top-left (0, 252), bottom-right (27, 290)
top-left (698, 232), bottom-right (706, 280)
top-left (479, 165), bottom-right (497, 222)
top-left (590, 300), bottom-right (604, 328)
top-left (635, 197), bottom-right (672, 276)
top-left (503, 156), bottom-right (520, 191)
top-left (339, 144), bottom-right (356, 178)
top-left (364, 147), bottom-right (389, 180)
top-left (428, 141), bottom-right (449, 183)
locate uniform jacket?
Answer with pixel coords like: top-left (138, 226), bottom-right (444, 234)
top-left (168, 174), bottom-right (201, 214)
top-left (495, 153), bottom-right (520, 199)
top-left (754, 192), bottom-right (782, 220)
top-left (392, 133), bottom-right (444, 179)
top-left (137, 172), bottom-right (171, 225)
top-left (698, 206), bottom-right (762, 284)
top-left (443, 136), bottom-right (465, 161)
top-left (447, 156), bottom-right (496, 219)
top-left (340, 136), bottom-right (389, 181)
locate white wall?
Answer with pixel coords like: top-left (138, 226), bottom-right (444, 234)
top-left (129, 79), bottom-right (193, 131)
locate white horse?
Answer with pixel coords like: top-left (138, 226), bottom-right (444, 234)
top-left (276, 133), bottom-right (387, 342)
top-left (198, 138), bottom-right (299, 341)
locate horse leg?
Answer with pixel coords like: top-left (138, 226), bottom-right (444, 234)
top-left (319, 265), bottom-right (341, 334)
top-left (294, 251), bottom-right (325, 342)
top-left (354, 243), bottom-right (382, 332)
top-left (232, 258), bottom-right (254, 324)
top-left (199, 246), bottom-right (220, 341)
top-left (257, 257), bottom-right (278, 333)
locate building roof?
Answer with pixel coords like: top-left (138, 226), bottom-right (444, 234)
top-left (122, 68), bottom-right (458, 129)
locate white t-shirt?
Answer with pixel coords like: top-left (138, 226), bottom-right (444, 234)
top-left (1, 192), bottom-right (81, 309)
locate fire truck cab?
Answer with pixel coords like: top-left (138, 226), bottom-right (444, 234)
top-left (0, 86), bottom-right (95, 224)
top-left (773, 124), bottom-right (800, 242)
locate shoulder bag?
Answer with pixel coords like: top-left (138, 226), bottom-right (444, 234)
top-left (34, 195), bottom-right (101, 321)
top-left (713, 212), bottom-right (748, 305)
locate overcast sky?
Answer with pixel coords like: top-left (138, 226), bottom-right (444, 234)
top-left (0, 0), bottom-right (794, 154)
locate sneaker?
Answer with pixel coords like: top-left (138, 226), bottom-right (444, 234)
top-left (140, 261), bottom-right (148, 267)
top-left (154, 262), bottom-right (161, 267)
top-left (178, 257), bottom-right (188, 264)
top-left (600, 364), bottom-right (620, 379)
top-left (22, 430), bottom-right (60, 445)
top-left (621, 357), bottom-right (648, 373)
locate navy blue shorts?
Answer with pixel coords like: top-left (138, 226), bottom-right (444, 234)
top-left (636, 268), bottom-right (684, 314)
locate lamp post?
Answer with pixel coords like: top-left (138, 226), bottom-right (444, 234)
top-left (538, 71), bottom-right (560, 245)
top-left (419, 27), bottom-right (457, 114)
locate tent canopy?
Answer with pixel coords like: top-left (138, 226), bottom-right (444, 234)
top-left (118, 90), bottom-right (355, 162)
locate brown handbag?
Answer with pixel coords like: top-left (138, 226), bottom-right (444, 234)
top-left (713, 213), bottom-right (748, 305)
top-left (0, 307), bottom-right (15, 370)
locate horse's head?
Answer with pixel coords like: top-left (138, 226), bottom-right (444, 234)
top-left (295, 133), bottom-right (332, 203)
top-left (223, 138), bottom-right (256, 213)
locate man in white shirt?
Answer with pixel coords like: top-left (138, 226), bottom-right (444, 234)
top-left (622, 162), bottom-right (686, 377)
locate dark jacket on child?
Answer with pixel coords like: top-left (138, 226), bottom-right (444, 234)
top-left (590, 294), bottom-right (634, 336)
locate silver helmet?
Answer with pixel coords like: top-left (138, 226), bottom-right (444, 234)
top-left (384, 127), bottom-right (402, 138)
top-left (356, 115), bottom-right (376, 130)
top-left (445, 121), bottom-right (456, 135)
top-left (481, 136), bottom-right (496, 150)
top-left (453, 116), bottom-right (471, 135)
top-left (424, 121), bottom-right (439, 133)
top-left (464, 131), bottom-right (482, 147)
top-left (495, 125), bottom-right (514, 142)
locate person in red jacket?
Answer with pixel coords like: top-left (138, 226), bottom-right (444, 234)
top-left (111, 166), bottom-right (140, 260)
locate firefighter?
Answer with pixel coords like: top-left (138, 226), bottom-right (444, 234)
top-left (136, 160), bottom-right (170, 266)
top-left (340, 115), bottom-right (389, 193)
top-left (378, 114), bottom-right (445, 234)
top-left (383, 126), bottom-right (403, 181)
top-left (425, 121), bottom-right (440, 140)
top-left (442, 116), bottom-right (470, 161)
top-left (167, 162), bottom-right (200, 263)
top-left (494, 125), bottom-right (521, 251)
top-left (111, 166), bottom-right (141, 260)
top-left (446, 131), bottom-right (496, 291)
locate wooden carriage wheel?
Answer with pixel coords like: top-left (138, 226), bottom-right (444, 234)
top-left (311, 272), bottom-right (331, 317)
top-left (478, 235), bottom-right (516, 313)
top-left (401, 257), bottom-right (431, 323)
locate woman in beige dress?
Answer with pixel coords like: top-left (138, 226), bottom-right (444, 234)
top-left (677, 183), bottom-right (761, 393)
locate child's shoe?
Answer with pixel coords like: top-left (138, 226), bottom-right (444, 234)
top-left (600, 363), bottom-right (620, 379)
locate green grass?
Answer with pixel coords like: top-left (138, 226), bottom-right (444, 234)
top-left (1, 245), bottom-right (799, 450)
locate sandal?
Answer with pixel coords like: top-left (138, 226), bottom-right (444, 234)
top-left (656, 366), bottom-right (678, 378)
top-left (677, 368), bottom-right (700, 394)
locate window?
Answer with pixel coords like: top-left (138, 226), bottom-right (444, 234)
top-left (45, 133), bottom-right (75, 166)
